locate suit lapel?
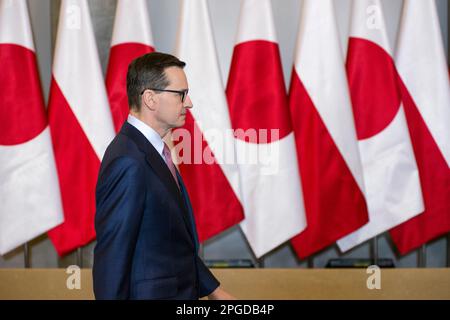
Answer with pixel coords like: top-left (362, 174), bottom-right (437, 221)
top-left (177, 170), bottom-right (200, 251)
top-left (120, 122), bottom-right (196, 244)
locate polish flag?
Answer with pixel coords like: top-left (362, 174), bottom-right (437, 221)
top-left (288, 0), bottom-right (369, 259)
top-left (47, 0), bottom-right (115, 256)
top-left (106, 0), bottom-right (155, 132)
top-left (389, 0), bottom-right (450, 254)
top-left (337, 0), bottom-right (424, 252)
top-left (173, 0), bottom-right (244, 241)
top-left (0, 0), bottom-right (63, 255)
top-left (226, 0), bottom-right (306, 258)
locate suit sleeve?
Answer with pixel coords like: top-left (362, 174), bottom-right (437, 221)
top-left (93, 156), bottom-right (146, 299)
top-left (196, 255), bottom-right (220, 297)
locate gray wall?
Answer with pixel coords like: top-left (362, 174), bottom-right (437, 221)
top-left (1, 0), bottom-right (448, 268)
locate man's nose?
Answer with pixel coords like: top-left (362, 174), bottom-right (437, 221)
top-left (184, 94), bottom-right (193, 109)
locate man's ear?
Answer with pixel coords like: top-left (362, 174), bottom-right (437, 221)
top-left (142, 90), bottom-right (157, 111)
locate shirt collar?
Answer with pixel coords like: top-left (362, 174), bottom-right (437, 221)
top-left (127, 114), bottom-right (164, 158)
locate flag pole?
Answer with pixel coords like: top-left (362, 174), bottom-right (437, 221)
top-left (418, 244), bottom-right (427, 268)
top-left (237, 226), bottom-right (260, 268)
top-left (257, 257), bottom-right (265, 268)
top-left (23, 243), bottom-right (30, 268)
top-left (76, 247), bottom-right (83, 268)
top-left (198, 243), bottom-right (204, 259)
top-left (447, 232), bottom-right (450, 268)
top-left (372, 236), bottom-right (379, 266)
top-left (447, 233), bottom-right (450, 267)
top-left (307, 257), bottom-right (314, 268)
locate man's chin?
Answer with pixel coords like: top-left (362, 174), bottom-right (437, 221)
top-left (173, 119), bottom-right (186, 128)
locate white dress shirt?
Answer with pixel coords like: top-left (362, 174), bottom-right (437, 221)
top-left (127, 114), bottom-right (165, 159)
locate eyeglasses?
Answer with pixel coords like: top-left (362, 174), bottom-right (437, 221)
top-left (141, 88), bottom-right (189, 103)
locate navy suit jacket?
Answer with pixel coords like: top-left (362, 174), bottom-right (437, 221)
top-left (93, 122), bottom-right (220, 299)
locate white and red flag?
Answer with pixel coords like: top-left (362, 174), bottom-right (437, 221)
top-left (0, 0), bottom-right (64, 255)
top-left (288, 0), bottom-right (369, 259)
top-left (47, 0), bottom-right (115, 256)
top-left (226, 0), bottom-right (306, 258)
top-left (389, 0), bottom-right (450, 254)
top-left (337, 0), bottom-right (424, 251)
top-left (173, 0), bottom-right (244, 242)
top-left (106, 0), bottom-right (155, 132)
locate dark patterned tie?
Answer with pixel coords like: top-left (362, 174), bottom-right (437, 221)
top-left (163, 143), bottom-right (180, 189)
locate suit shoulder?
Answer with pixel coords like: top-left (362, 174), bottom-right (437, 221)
top-left (97, 155), bottom-right (146, 192)
top-left (103, 132), bottom-right (144, 160)
top-left (99, 133), bottom-right (146, 176)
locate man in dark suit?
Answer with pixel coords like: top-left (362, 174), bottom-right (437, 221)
top-left (93, 52), bottom-right (234, 300)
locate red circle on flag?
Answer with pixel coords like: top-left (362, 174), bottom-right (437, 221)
top-left (0, 44), bottom-right (47, 145)
top-left (346, 38), bottom-right (401, 140)
top-left (226, 41), bottom-right (292, 144)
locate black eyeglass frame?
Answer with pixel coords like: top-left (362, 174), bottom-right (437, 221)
top-left (140, 88), bottom-right (189, 103)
